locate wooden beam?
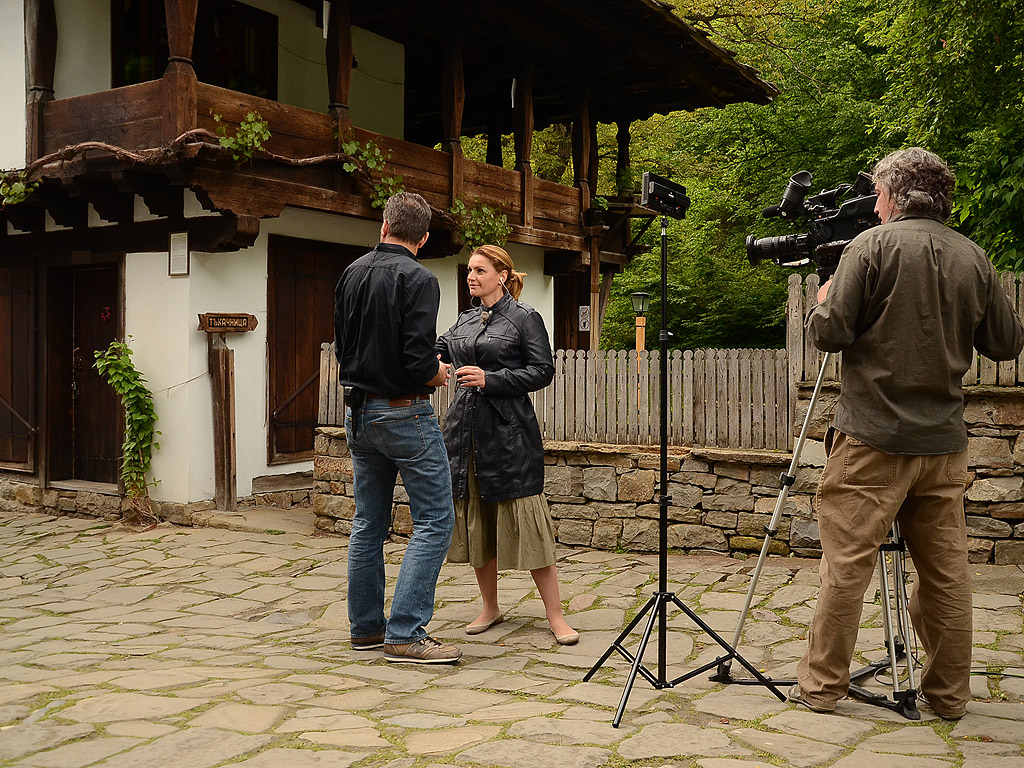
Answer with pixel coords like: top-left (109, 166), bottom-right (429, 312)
top-left (513, 69), bottom-right (534, 228)
top-left (1, 213), bottom-right (259, 255)
top-left (4, 203), bottom-right (46, 235)
top-left (162, 0), bottom-right (199, 143)
top-left (207, 333), bottom-right (237, 511)
top-left (326, 0), bottom-right (354, 134)
top-left (571, 87), bottom-right (602, 350)
top-left (486, 121), bottom-right (503, 167)
top-left (441, 22), bottom-right (465, 206)
top-left (35, 182), bottom-right (87, 229)
top-left (25, 0), bottom-right (58, 163)
top-left (164, 0), bottom-right (199, 75)
top-left (571, 87), bottom-right (592, 208)
top-left (615, 119), bottom-right (632, 195)
top-left (124, 172), bottom-right (185, 220)
top-left (67, 176), bottom-right (135, 225)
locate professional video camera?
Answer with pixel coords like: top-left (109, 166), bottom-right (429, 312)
top-left (746, 170), bottom-right (880, 280)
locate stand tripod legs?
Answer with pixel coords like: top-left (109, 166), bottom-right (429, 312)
top-left (585, 215), bottom-right (784, 728)
top-left (584, 590), bottom-right (787, 728)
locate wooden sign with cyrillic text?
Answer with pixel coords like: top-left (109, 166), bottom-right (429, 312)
top-left (197, 313), bottom-right (258, 333)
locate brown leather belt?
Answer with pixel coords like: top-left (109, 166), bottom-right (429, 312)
top-left (366, 394), bottom-right (430, 408)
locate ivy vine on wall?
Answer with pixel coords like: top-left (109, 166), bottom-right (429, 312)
top-left (93, 339), bottom-right (161, 527)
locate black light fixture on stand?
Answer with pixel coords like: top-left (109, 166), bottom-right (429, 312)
top-left (585, 172), bottom-right (786, 727)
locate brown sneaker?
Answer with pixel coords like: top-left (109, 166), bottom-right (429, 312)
top-left (383, 636), bottom-right (462, 664)
top-left (350, 631), bottom-right (385, 651)
top-left (788, 684), bottom-right (835, 713)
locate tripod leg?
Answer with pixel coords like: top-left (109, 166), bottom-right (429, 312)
top-left (612, 594), bottom-right (664, 727)
top-left (848, 524), bottom-right (920, 720)
top-left (584, 594), bottom-right (658, 683)
top-left (713, 353), bottom-right (832, 684)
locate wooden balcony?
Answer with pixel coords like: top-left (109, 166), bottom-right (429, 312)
top-left (36, 79), bottom-right (588, 254)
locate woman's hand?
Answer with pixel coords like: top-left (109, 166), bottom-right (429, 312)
top-left (455, 365), bottom-right (486, 388)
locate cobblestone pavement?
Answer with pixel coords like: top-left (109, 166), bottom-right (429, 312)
top-left (2, 510), bottom-right (1023, 768)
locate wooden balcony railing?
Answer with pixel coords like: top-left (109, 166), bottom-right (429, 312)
top-left (39, 79), bottom-right (585, 251)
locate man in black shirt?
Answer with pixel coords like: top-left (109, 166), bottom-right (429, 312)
top-left (334, 192), bottom-right (460, 664)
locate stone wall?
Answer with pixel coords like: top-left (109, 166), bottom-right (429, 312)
top-left (314, 382), bottom-right (1024, 566)
top-left (313, 426), bottom-right (822, 558)
top-left (0, 479), bottom-right (302, 526)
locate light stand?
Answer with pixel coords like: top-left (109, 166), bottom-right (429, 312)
top-left (584, 174), bottom-right (786, 727)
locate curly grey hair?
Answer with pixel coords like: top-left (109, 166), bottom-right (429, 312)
top-left (872, 147), bottom-right (955, 222)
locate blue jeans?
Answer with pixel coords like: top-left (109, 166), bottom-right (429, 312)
top-left (345, 399), bottom-right (454, 645)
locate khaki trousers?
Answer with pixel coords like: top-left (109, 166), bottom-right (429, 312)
top-left (796, 431), bottom-right (972, 717)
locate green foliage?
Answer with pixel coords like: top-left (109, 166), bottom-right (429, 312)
top-left (591, 195), bottom-right (609, 212)
top-left (0, 173), bottom-right (38, 206)
top-left (93, 340), bottom-right (160, 499)
top-left (863, 0), bottom-right (1024, 267)
top-left (214, 111), bottom-right (271, 163)
top-left (449, 198), bottom-right (513, 251)
top-left (339, 137), bottom-right (405, 208)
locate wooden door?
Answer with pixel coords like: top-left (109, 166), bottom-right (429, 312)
top-left (0, 264), bottom-right (35, 469)
top-left (47, 265), bottom-right (121, 484)
top-left (268, 236), bottom-right (363, 462)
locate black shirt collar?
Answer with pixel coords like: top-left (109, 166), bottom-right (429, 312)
top-left (375, 241), bottom-right (417, 259)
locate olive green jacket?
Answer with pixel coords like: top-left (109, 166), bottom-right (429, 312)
top-left (807, 215), bottom-right (1024, 454)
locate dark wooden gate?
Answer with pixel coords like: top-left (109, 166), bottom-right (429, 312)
top-left (0, 264), bottom-right (35, 470)
top-left (268, 236), bottom-right (362, 462)
top-left (47, 264), bottom-right (122, 484)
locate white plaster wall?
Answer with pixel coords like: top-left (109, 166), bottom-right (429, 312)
top-left (262, 0), bottom-right (406, 137)
top-left (45, 1), bottom-right (404, 137)
top-left (123, 252), bottom-right (198, 503)
top-left (0, 1), bottom-right (26, 170)
top-left (124, 204), bottom-right (552, 504)
top-left (348, 26), bottom-right (404, 139)
top-left (53, 0), bottom-right (110, 99)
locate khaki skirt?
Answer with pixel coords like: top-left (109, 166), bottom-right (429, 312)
top-left (447, 454), bottom-right (556, 571)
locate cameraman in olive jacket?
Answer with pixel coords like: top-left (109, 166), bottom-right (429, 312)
top-left (791, 148), bottom-right (1024, 719)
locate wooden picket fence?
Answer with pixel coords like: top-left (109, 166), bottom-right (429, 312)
top-left (786, 271), bottom-right (1024, 387)
top-left (318, 270), bottom-right (1024, 451)
top-left (319, 343), bottom-right (792, 449)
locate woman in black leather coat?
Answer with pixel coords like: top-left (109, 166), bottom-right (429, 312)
top-left (436, 245), bottom-right (577, 644)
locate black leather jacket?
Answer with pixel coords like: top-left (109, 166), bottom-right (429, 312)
top-left (436, 294), bottom-right (554, 502)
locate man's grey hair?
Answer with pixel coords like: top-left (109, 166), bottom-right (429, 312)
top-left (872, 147), bottom-right (955, 222)
top-left (383, 192), bottom-right (432, 244)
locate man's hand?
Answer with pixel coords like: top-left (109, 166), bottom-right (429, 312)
top-left (426, 357), bottom-right (451, 388)
top-left (817, 279), bottom-right (832, 303)
top-left (455, 365), bottom-right (486, 388)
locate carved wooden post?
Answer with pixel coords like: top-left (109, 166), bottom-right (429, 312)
top-left (207, 333), bottom-right (236, 511)
top-left (25, 0), bottom-right (58, 162)
top-left (162, 0), bottom-right (199, 144)
top-left (198, 313), bottom-right (257, 511)
top-left (573, 89), bottom-right (600, 350)
top-left (616, 119), bottom-right (632, 196)
top-left (441, 30), bottom-right (465, 207)
top-left (572, 89), bottom-right (592, 209)
top-left (326, 0), bottom-right (353, 135)
top-left (513, 70), bottom-right (534, 228)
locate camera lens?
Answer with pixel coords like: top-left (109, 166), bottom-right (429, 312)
top-left (747, 233), bottom-right (812, 266)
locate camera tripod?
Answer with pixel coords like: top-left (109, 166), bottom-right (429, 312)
top-left (708, 352), bottom-right (921, 720)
